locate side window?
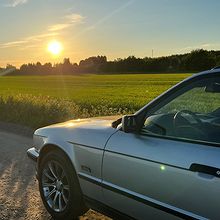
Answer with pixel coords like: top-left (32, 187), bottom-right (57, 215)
top-left (141, 76), bottom-right (220, 145)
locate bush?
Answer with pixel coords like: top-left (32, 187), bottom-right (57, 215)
top-left (0, 95), bottom-right (129, 129)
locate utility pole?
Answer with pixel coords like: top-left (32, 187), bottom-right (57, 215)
top-left (152, 49), bottom-right (154, 58)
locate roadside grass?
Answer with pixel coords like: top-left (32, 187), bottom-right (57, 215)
top-left (0, 95), bottom-right (130, 128)
top-left (0, 74), bottom-right (191, 128)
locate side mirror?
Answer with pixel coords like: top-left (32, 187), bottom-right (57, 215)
top-left (122, 115), bottom-right (137, 133)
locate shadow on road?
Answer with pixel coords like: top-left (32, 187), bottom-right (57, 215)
top-left (0, 130), bottom-right (110, 220)
top-left (0, 131), bottom-right (51, 220)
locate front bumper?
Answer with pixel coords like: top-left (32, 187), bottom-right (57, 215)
top-left (27, 147), bottom-right (39, 162)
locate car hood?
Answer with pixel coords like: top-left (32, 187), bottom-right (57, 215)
top-left (35, 116), bottom-right (120, 149)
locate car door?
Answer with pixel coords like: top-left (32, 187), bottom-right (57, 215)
top-left (102, 75), bottom-right (220, 220)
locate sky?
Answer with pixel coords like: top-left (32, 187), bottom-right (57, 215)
top-left (1, 0), bottom-right (220, 67)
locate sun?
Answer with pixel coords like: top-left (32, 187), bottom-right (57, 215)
top-left (47, 41), bottom-right (63, 56)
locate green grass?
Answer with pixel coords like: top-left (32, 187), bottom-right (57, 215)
top-left (0, 73), bottom-right (191, 128)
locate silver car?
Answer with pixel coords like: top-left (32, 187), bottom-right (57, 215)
top-left (27, 69), bottom-right (220, 220)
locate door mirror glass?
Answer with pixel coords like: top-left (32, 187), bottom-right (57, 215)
top-left (122, 115), bottom-right (137, 133)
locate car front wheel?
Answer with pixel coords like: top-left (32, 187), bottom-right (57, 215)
top-left (38, 150), bottom-right (87, 220)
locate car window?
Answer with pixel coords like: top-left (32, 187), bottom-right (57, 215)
top-left (141, 76), bottom-right (220, 145)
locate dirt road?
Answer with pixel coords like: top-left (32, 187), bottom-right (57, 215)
top-left (0, 128), bottom-right (110, 220)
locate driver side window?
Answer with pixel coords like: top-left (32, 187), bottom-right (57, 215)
top-left (142, 76), bottom-right (220, 145)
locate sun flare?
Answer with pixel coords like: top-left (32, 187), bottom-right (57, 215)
top-left (47, 41), bottom-right (63, 56)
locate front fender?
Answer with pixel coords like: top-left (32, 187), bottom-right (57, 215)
top-left (38, 138), bottom-right (81, 174)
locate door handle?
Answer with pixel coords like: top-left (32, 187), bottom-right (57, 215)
top-left (190, 163), bottom-right (220, 178)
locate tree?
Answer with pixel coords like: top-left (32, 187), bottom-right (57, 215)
top-left (184, 49), bottom-right (216, 71)
top-left (6, 49), bottom-right (220, 75)
top-left (79, 56), bottom-right (107, 73)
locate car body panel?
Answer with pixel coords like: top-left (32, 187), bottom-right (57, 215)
top-left (74, 144), bottom-right (104, 201)
top-left (35, 118), bottom-right (117, 149)
top-left (103, 128), bottom-right (220, 220)
top-left (34, 117), bottom-right (118, 202)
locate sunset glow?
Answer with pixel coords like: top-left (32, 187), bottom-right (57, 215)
top-left (47, 41), bottom-right (63, 56)
top-left (1, 1), bottom-right (220, 67)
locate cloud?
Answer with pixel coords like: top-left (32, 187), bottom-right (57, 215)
top-left (6, 0), bottom-right (28, 7)
top-left (0, 13), bottom-right (84, 49)
top-left (48, 13), bottom-right (85, 32)
top-left (48, 24), bottom-right (71, 32)
top-left (86, 0), bottom-right (135, 31)
top-left (0, 40), bottom-right (28, 48)
top-left (65, 13), bottom-right (85, 23)
top-left (201, 43), bottom-right (212, 48)
top-left (0, 32), bottom-right (58, 49)
top-left (26, 32), bottom-right (59, 41)
top-left (180, 43), bottom-right (220, 52)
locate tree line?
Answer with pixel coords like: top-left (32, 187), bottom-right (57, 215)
top-left (4, 49), bottom-right (220, 75)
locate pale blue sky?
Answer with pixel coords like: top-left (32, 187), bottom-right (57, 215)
top-left (1, 0), bottom-right (220, 67)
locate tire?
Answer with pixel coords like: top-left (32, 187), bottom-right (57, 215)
top-left (38, 149), bottom-right (88, 220)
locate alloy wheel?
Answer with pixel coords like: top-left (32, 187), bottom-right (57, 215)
top-left (41, 160), bottom-right (70, 212)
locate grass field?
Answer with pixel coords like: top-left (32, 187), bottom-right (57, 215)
top-left (0, 74), bottom-right (191, 128)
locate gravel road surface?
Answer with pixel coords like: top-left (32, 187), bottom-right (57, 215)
top-left (0, 126), bottom-right (110, 220)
